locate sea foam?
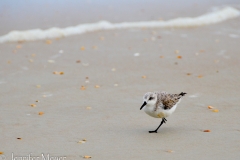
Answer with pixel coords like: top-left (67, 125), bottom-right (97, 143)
top-left (0, 7), bottom-right (239, 43)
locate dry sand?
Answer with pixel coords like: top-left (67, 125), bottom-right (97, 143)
top-left (1, 1), bottom-right (240, 160)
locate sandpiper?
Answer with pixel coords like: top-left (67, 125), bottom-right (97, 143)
top-left (140, 91), bottom-right (186, 133)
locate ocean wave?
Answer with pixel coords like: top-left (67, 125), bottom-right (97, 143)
top-left (0, 6), bottom-right (239, 43)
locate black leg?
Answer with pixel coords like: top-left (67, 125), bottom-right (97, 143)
top-left (149, 118), bottom-right (167, 133)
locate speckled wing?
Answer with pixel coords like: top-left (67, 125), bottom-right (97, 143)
top-left (156, 92), bottom-right (186, 110)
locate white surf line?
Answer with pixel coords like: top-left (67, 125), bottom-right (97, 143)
top-left (0, 7), bottom-right (239, 43)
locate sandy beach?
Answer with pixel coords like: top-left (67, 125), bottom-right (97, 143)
top-left (1, 0), bottom-right (240, 159)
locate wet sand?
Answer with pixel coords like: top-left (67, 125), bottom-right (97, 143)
top-left (1, 1), bottom-right (240, 160)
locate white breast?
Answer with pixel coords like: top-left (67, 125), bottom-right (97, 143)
top-left (143, 104), bottom-right (178, 118)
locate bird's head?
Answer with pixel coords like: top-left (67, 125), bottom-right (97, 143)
top-left (140, 92), bottom-right (158, 110)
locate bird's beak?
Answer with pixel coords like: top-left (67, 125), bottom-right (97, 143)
top-left (140, 101), bottom-right (147, 110)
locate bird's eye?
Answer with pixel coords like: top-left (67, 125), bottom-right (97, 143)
top-left (149, 97), bottom-right (153, 100)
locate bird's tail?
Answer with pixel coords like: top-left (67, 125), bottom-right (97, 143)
top-left (179, 92), bottom-right (187, 96)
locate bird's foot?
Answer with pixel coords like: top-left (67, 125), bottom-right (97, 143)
top-left (163, 118), bottom-right (167, 123)
top-left (149, 130), bottom-right (158, 133)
